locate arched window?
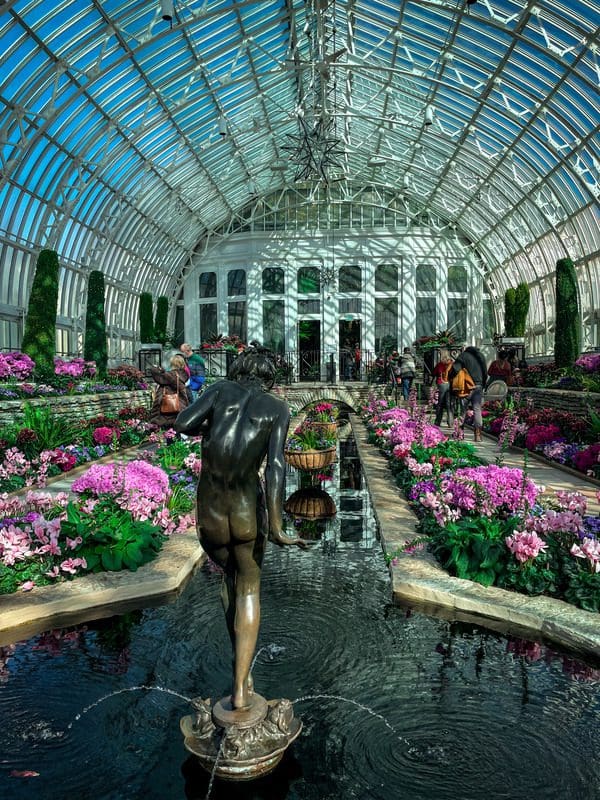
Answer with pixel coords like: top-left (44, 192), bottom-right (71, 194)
top-left (416, 264), bottom-right (436, 292)
top-left (338, 264), bottom-right (361, 292)
top-left (262, 267), bottom-right (284, 294)
top-left (375, 263), bottom-right (398, 292)
top-left (227, 269), bottom-right (246, 296)
top-left (199, 272), bottom-right (216, 298)
top-left (448, 264), bottom-right (467, 293)
top-left (297, 267), bottom-right (320, 294)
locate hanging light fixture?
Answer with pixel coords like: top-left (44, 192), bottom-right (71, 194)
top-left (424, 105), bottom-right (435, 126)
top-left (218, 115), bottom-right (228, 136)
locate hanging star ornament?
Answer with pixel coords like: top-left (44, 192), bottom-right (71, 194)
top-left (282, 116), bottom-right (345, 184)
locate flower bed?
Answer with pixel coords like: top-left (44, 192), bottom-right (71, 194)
top-left (482, 396), bottom-right (600, 480)
top-left (0, 431), bottom-right (201, 594)
top-left (0, 403), bottom-right (156, 493)
top-left (362, 396), bottom-right (600, 613)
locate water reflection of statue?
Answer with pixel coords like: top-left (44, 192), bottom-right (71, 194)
top-left (175, 348), bottom-right (306, 710)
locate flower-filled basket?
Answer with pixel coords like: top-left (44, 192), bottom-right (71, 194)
top-left (285, 424), bottom-right (337, 472)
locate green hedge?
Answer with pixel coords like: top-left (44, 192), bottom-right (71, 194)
top-left (139, 292), bottom-right (154, 343)
top-left (21, 249), bottom-right (59, 374)
top-left (554, 257), bottom-right (580, 368)
top-left (154, 296), bottom-right (169, 345)
top-left (84, 270), bottom-right (108, 375)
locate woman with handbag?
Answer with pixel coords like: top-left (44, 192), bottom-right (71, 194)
top-left (149, 354), bottom-right (190, 429)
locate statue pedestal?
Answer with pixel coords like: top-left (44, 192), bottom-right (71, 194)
top-left (180, 693), bottom-right (302, 781)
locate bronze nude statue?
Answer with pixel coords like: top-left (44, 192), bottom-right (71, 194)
top-left (175, 348), bottom-right (306, 716)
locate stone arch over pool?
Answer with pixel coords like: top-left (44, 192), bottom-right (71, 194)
top-left (277, 384), bottom-right (388, 414)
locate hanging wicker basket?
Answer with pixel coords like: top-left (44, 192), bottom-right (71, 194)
top-left (307, 421), bottom-right (338, 437)
top-left (284, 447), bottom-right (336, 471)
top-left (284, 488), bottom-right (337, 519)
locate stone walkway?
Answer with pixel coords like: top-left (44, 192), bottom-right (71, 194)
top-left (353, 420), bottom-right (600, 658)
top-left (1, 425), bottom-right (599, 657)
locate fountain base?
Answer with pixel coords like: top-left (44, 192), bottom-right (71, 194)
top-left (180, 693), bottom-right (302, 781)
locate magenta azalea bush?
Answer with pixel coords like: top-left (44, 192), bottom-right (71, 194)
top-left (54, 357), bottom-right (96, 378)
top-left (0, 352), bottom-right (35, 380)
top-left (362, 395), bottom-right (600, 612)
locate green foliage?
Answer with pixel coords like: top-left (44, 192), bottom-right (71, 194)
top-left (563, 567), bottom-right (600, 613)
top-left (167, 484), bottom-right (195, 516)
top-left (84, 270), bottom-right (108, 376)
top-left (21, 249), bottom-right (60, 373)
top-left (428, 516), bottom-right (518, 587)
top-left (513, 282), bottom-right (530, 337)
top-left (154, 439), bottom-right (196, 470)
top-left (21, 402), bottom-right (80, 451)
top-left (139, 292), bottom-right (155, 343)
top-left (554, 257), bottom-right (581, 368)
top-left (504, 287), bottom-right (516, 336)
top-left (62, 498), bottom-right (166, 572)
top-left (154, 296), bottom-right (169, 345)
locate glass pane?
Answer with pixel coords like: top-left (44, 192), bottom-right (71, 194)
top-left (228, 269), bottom-right (246, 296)
top-left (228, 301), bottom-right (247, 341)
top-left (199, 272), bottom-right (216, 298)
top-left (200, 303), bottom-right (217, 342)
top-left (416, 297), bottom-right (437, 340)
top-left (447, 298), bottom-right (467, 342)
top-left (174, 305), bottom-right (185, 346)
top-left (262, 299), bottom-right (285, 353)
top-left (448, 264), bottom-right (468, 294)
top-left (338, 265), bottom-right (361, 293)
top-left (482, 298), bottom-right (495, 339)
top-left (416, 264), bottom-right (437, 293)
top-left (375, 298), bottom-right (398, 352)
top-left (298, 299), bottom-right (320, 315)
top-left (338, 298), bottom-right (361, 314)
top-left (262, 267), bottom-right (284, 294)
top-left (298, 267), bottom-right (320, 294)
top-left (375, 263), bottom-right (398, 292)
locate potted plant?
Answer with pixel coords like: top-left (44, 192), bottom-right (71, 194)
top-left (284, 423), bottom-right (337, 471)
top-left (305, 402), bottom-right (339, 437)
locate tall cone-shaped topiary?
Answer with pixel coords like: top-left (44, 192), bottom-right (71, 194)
top-left (504, 287), bottom-right (517, 336)
top-left (84, 270), bottom-right (108, 376)
top-left (513, 282), bottom-right (530, 337)
top-left (554, 257), bottom-right (580, 368)
top-left (21, 249), bottom-right (59, 374)
top-left (139, 292), bottom-right (154, 343)
top-left (154, 296), bottom-right (169, 345)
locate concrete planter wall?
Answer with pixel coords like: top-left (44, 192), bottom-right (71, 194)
top-left (0, 389), bottom-right (153, 427)
top-left (508, 387), bottom-right (600, 416)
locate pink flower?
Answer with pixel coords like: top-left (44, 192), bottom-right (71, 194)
top-left (506, 529), bottom-right (548, 563)
top-left (20, 581), bottom-right (35, 592)
top-left (570, 539), bottom-right (600, 572)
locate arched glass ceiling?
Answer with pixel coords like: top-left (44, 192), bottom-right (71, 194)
top-left (0, 0), bottom-right (598, 320)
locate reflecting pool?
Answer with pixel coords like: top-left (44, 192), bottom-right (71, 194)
top-left (1, 429), bottom-right (599, 800)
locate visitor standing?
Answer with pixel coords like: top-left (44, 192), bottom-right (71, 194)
top-left (149, 354), bottom-right (190, 429)
top-left (433, 349), bottom-right (454, 427)
top-left (487, 349), bottom-right (512, 385)
top-left (174, 348), bottom-right (306, 711)
top-left (399, 347), bottom-right (416, 401)
top-left (353, 342), bottom-right (361, 381)
top-left (187, 348), bottom-right (206, 400)
top-left (448, 345), bottom-right (487, 441)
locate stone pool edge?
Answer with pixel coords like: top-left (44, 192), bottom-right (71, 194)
top-left (351, 415), bottom-right (600, 659)
top-left (0, 530), bottom-right (205, 645)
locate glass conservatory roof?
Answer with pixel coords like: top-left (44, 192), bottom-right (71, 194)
top-left (0, 0), bottom-right (598, 305)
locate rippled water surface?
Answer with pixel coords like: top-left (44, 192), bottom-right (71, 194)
top-left (1, 430), bottom-right (599, 800)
